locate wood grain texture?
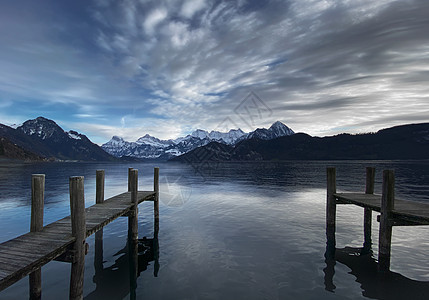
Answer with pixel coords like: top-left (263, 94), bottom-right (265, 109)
top-left (0, 190), bottom-right (156, 292)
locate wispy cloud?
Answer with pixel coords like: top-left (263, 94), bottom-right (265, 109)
top-left (1, 0), bottom-right (428, 143)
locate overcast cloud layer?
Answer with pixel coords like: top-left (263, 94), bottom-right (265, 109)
top-left (0, 0), bottom-right (428, 144)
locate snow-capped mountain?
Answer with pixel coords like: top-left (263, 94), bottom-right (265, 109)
top-left (102, 121), bottom-right (294, 160)
top-left (0, 117), bottom-right (115, 161)
top-left (245, 121), bottom-right (295, 140)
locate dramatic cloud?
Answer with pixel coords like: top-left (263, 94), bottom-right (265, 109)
top-left (0, 0), bottom-right (428, 143)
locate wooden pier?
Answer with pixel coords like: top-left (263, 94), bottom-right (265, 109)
top-left (326, 167), bottom-right (429, 272)
top-left (0, 167), bottom-right (160, 299)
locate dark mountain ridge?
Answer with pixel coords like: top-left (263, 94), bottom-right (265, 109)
top-left (171, 123), bottom-right (429, 162)
top-left (0, 117), bottom-right (116, 161)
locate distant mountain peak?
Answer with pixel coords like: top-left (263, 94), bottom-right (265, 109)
top-left (191, 129), bottom-right (209, 139)
top-left (269, 121), bottom-right (294, 135)
top-left (245, 121), bottom-right (294, 141)
top-left (270, 121), bottom-right (286, 129)
top-left (18, 117), bottom-right (63, 140)
top-left (102, 121), bottom-right (295, 160)
top-left (1, 116), bottom-right (115, 161)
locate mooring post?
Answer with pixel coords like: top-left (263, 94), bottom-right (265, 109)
top-left (363, 167), bottom-right (375, 252)
top-left (128, 167), bottom-right (133, 192)
top-left (128, 169), bottom-right (138, 295)
top-left (69, 176), bottom-right (86, 300)
top-left (128, 169), bottom-right (138, 240)
top-left (96, 170), bottom-right (105, 205)
top-left (378, 170), bottom-right (394, 272)
top-left (95, 170), bottom-right (104, 282)
top-left (29, 174), bottom-right (45, 300)
top-left (326, 167), bottom-right (337, 257)
top-left (154, 167), bottom-right (160, 235)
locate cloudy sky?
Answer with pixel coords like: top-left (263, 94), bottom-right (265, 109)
top-left (0, 0), bottom-right (428, 144)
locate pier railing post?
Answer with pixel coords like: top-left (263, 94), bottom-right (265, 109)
top-left (154, 167), bottom-right (160, 235)
top-left (378, 170), bottom-right (394, 272)
top-left (96, 170), bottom-right (105, 205)
top-left (363, 167), bottom-right (375, 252)
top-left (95, 170), bottom-right (104, 283)
top-left (128, 169), bottom-right (138, 296)
top-left (29, 174), bottom-right (45, 300)
top-left (128, 167), bottom-right (133, 192)
top-left (326, 167), bottom-right (337, 255)
top-left (69, 176), bottom-right (86, 300)
top-left (128, 169), bottom-right (138, 240)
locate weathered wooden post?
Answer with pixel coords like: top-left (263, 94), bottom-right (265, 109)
top-left (326, 167), bottom-right (337, 255)
top-left (29, 174), bottom-right (45, 300)
top-left (69, 176), bottom-right (86, 300)
top-left (128, 169), bottom-right (138, 240)
top-left (96, 170), bottom-right (105, 205)
top-left (128, 169), bottom-right (138, 298)
top-left (363, 167), bottom-right (375, 252)
top-left (154, 167), bottom-right (160, 236)
top-left (95, 171), bottom-right (104, 283)
top-left (128, 167), bottom-right (133, 192)
top-left (378, 170), bottom-right (394, 272)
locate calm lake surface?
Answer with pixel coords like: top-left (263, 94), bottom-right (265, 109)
top-left (1, 160), bottom-right (429, 299)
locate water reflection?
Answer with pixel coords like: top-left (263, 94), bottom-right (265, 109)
top-left (85, 232), bottom-right (159, 300)
top-left (324, 245), bottom-right (429, 299)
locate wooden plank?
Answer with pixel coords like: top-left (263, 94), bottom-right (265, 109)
top-left (0, 249), bottom-right (54, 261)
top-left (0, 253), bottom-right (40, 265)
top-left (0, 239), bottom-right (72, 290)
top-left (0, 189), bottom-right (156, 293)
top-left (334, 192), bottom-right (429, 223)
top-left (334, 193), bottom-right (382, 211)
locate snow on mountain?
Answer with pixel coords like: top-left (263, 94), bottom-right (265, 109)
top-left (136, 134), bottom-right (173, 148)
top-left (102, 121), bottom-right (294, 160)
top-left (68, 130), bottom-right (82, 140)
top-left (18, 116), bottom-right (63, 140)
top-left (191, 129), bottom-right (209, 139)
top-left (11, 117), bottom-right (114, 161)
top-left (245, 121), bottom-right (294, 141)
top-left (209, 128), bottom-right (246, 144)
top-left (269, 121), bottom-right (294, 136)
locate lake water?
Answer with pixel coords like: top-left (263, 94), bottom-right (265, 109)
top-left (1, 160), bottom-right (429, 299)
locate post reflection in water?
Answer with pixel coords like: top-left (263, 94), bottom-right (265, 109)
top-left (323, 242), bottom-right (429, 299)
top-left (85, 229), bottom-right (160, 300)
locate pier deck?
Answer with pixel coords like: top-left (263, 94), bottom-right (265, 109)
top-left (0, 190), bottom-right (156, 291)
top-left (327, 167), bottom-right (429, 273)
top-left (334, 192), bottom-right (429, 225)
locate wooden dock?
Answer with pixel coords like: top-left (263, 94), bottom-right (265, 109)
top-left (0, 167), bottom-right (159, 299)
top-left (326, 167), bottom-right (429, 272)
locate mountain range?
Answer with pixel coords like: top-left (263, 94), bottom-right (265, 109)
top-left (101, 121), bottom-right (294, 160)
top-left (1, 116), bottom-right (428, 162)
top-left (0, 117), bottom-right (115, 161)
top-left (0, 117), bottom-right (295, 161)
top-left (172, 122), bottom-right (429, 162)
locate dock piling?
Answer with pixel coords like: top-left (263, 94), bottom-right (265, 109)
top-left (378, 170), bottom-right (395, 272)
top-left (128, 167), bottom-right (133, 192)
top-left (154, 167), bottom-right (160, 235)
top-left (128, 169), bottom-right (139, 296)
top-left (0, 168), bottom-right (160, 296)
top-left (96, 170), bottom-right (105, 205)
top-left (95, 171), bottom-right (105, 281)
top-left (128, 169), bottom-right (138, 241)
top-left (69, 176), bottom-right (86, 300)
top-left (29, 174), bottom-right (45, 300)
top-left (363, 167), bottom-right (375, 251)
top-left (326, 167), bottom-right (337, 255)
